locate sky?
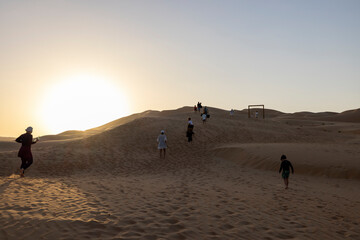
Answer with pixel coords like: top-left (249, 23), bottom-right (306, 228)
top-left (0, 0), bottom-right (359, 137)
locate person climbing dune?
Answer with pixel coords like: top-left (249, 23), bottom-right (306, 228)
top-left (157, 130), bottom-right (167, 159)
top-left (15, 126), bottom-right (39, 177)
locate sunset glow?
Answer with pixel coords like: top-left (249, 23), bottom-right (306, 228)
top-left (40, 75), bottom-right (129, 134)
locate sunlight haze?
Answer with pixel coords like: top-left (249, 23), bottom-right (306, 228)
top-left (0, 0), bottom-right (359, 137)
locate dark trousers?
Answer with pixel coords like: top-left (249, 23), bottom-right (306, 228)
top-left (20, 157), bottom-right (33, 171)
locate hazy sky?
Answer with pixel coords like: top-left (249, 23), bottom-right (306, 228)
top-left (1, 0), bottom-right (359, 136)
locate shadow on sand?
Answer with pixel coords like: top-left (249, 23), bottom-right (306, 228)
top-left (0, 175), bottom-right (20, 195)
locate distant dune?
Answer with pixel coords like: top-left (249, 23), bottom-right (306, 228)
top-left (0, 137), bottom-right (14, 141)
top-left (316, 108), bottom-right (360, 123)
top-left (275, 108), bottom-right (360, 123)
top-left (38, 110), bottom-right (161, 141)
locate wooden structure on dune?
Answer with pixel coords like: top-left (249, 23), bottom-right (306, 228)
top-left (248, 105), bottom-right (265, 119)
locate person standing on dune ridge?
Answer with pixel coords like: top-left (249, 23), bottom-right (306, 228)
top-left (197, 102), bottom-right (202, 113)
top-left (230, 109), bottom-right (234, 117)
top-left (15, 126), bottom-right (39, 177)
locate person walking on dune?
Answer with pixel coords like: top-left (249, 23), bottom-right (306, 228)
top-left (157, 130), bottom-right (167, 158)
top-left (15, 127), bottom-right (39, 177)
top-left (187, 118), bottom-right (194, 141)
top-left (201, 112), bottom-right (207, 124)
top-left (186, 127), bottom-right (194, 142)
top-left (203, 106), bottom-right (208, 115)
top-left (203, 106), bottom-right (210, 120)
top-left (279, 155), bottom-right (294, 189)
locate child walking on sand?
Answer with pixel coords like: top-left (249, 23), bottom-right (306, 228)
top-left (279, 155), bottom-right (294, 189)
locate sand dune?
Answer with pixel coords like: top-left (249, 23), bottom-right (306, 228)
top-left (0, 137), bottom-right (15, 142)
top-left (214, 143), bottom-right (360, 179)
top-left (39, 111), bottom-right (157, 141)
top-left (317, 108), bottom-right (360, 123)
top-left (0, 106), bottom-right (359, 239)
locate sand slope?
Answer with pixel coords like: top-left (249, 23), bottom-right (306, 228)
top-left (0, 106), bottom-right (359, 239)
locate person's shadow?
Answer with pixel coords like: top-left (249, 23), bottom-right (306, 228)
top-left (0, 176), bottom-right (19, 195)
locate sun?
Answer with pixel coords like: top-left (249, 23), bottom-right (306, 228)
top-left (40, 74), bottom-right (129, 134)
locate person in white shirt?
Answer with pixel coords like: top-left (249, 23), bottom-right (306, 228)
top-left (202, 113), bottom-right (207, 123)
top-left (157, 130), bottom-right (167, 158)
top-left (188, 117), bottom-right (193, 126)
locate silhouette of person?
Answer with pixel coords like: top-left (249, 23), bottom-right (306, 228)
top-left (15, 127), bottom-right (39, 177)
top-left (279, 155), bottom-right (294, 189)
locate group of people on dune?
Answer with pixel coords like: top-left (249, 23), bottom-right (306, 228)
top-left (194, 102), bottom-right (210, 124)
top-left (16, 106), bottom-right (294, 189)
top-left (155, 105), bottom-right (294, 189)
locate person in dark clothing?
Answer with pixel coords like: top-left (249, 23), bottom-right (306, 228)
top-left (186, 118), bottom-right (194, 142)
top-left (15, 126), bottom-right (38, 177)
top-left (203, 106), bottom-right (208, 115)
top-left (279, 155), bottom-right (294, 189)
top-left (197, 102), bottom-right (202, 113)
top-left (186, 128), bottom-right (194, 142)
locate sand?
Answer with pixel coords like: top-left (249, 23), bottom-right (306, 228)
top-left (0, 107), bottom-right (359, 239)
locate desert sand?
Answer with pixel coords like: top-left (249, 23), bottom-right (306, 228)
top-left (0, 107), bottom-right (359, 240)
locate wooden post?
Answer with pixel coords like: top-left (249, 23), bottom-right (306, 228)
top-left (263, 106), bottom-right (265, 119)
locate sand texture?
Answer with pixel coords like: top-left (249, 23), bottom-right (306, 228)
top-left (0, 107), bottom-right (359, 239)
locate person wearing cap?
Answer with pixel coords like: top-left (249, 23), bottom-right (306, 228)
top-left (15, 127), bottom-right (39, 177)
top-left (157, 130), bottom-right (167, 159)
top-left (279, 155), bottom-right (294, 189)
